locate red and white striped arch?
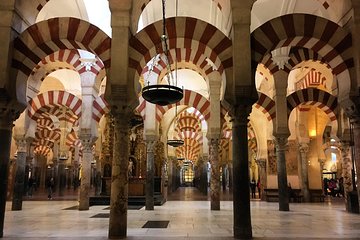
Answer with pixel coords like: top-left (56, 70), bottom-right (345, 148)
top-left (32, 49), bottom-right (81, 78)
top-left (35, 128), bottom-right (61, 142)
top-left (176, 112), bottom-right (202, 133)
top-left (36, 117), bottom-right (55, 130)
top-left (34, 145), bottom-right (52, 156)
top-left (135, 96), bottom-right (147, 119)
top-left (254, 93), bottom-right (276, 121)
top-left (66, 130), bottom-right (78, 147)
top-left (129, 17), bottom-right (232, 81)
top-left (13, 17), bottom-right (111, 105)
top-left (259, 48), bottom-right (330, 75)
top-left (92, 94), bottom-right (110, 122)
top-left (296, 69), bottom-right (327, 90)
top-left (252, 14), bottom-right (352, 74)
top-left (33, 138), bottom-right (55, 150)
top-left (175, 131), bottom-right (203, 144)
top-left (156, 90), bottom-right (210, 122)
top-left (141, 49), bottom-right (209, 82)
top-left (28, 91), bottom-right (82, 122)
top-left (222, 121), bottom-right (232, 139)
top-left (175, 138), bottom-right (201, 162)
top-left (287, 88), bottom-right (337, 121)
top-left (251, 14), bottom-right (354, 97)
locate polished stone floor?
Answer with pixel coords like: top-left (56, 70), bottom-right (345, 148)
top-left (3, 187), bottom-right (360, 239)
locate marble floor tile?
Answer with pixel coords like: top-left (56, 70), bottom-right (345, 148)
top-left (2, 198), bottom-right (360, 239)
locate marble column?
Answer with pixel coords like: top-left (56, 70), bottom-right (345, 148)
top-left (209, 138), bottom-right (220, 210)
top-left (272, 68), bottom-right (290, 211)
top-left (255, 158), bottom-right (266, 201)
top-left (0, 110), bottom-right (18, 238)
top-left (11, 138), bottom-right (27, 210)
top-left (228, 163), bottom-right (233, 191)
top-left (58, 160), bottom-right (66, 196)
top-left (299, 143), bottom-right (310, 202)
top-left (222, 165), bottom-right (227, 191)
top-left (351, 119), bottom-right (360, 209)
top-left (95, 156), bottom-right (102, 196)
top-left (201, 160), bottom-right (208, 195)
top-left (340, 142), bottom-right (353, 211)
top-left (108, 109), bottom-right (130, 238)
top-left (232, 105), bottom-right (252, 239)
top-left (318, 158), bottom-right (326, 194)
top-left (145, 139), bottom-right (155, 210)
top-left (79, 134), bottom-right (96, 210)
top-left (274, 136), bottom-right (290, 211)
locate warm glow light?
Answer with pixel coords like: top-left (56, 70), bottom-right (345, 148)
top-left (309, 129), bottom-right (317, 137)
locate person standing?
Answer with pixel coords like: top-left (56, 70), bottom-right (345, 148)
top-left (257, 179), bottom-right (261, 199)
top-left (250, 179), bottom-right (256, 199)
top-left (27, 177), bottom-right (35, 197)
top-left (46, 177), bottom-right (54, 199)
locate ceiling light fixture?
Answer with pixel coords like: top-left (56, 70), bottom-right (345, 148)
top-left (141, 0), bottom-right (183, 106)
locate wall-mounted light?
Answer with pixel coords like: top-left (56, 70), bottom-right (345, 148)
top-left (309, 129), bottom-right (316, 138)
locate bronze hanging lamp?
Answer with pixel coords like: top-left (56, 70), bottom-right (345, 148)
top-left (167, 102), bottom-right (184, 147)
top-left (141, 0), bottom-right (183, 106)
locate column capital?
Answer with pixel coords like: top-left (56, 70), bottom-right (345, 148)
top-left (273, 135), bottom-right (289, 151)
top-left (209, 138), bottom-right (220, 146)
top-left (145, 139), bottom-right (156, 153)
top-left (14, 137), bottom-right (27, 153)
top-left (0, 107), bottom-right (20, 130)
top-left (229, 104), bottom-right (252, 127)
top-left (271, 47), bottom-right (291, 70)
top-left (207, 132), bottom-right (221, 142)
top-left (255, 158), bottom-right (266, 168)
top-left (110, 105), bottom-right (133, 125)
top-left (79, 133), bottom-right (97, 152)
top-left (298, 142), bottom-right (309, 153)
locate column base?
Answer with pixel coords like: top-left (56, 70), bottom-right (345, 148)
top-left (279, 205), bottom-right (290, 211)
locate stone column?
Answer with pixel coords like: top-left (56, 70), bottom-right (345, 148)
top-left (318, 158), bottom-right (326, 194)
top-left (108, 109), bottom-right (131, 238)
top-left (340, 142), bottom-right (353, 211)
top-left (351, 119), bottom-right (360, 208)
top-left (0, 109), bottom-right (19, 237)
top-left (52, 143), bottom-right (59, 193)
top-left (145, 138), bottom-right (156, 210)
top-left (255, 158), bottom-right (266, 201)
top-left (78, 133), bottom-right (96, 210)
top-left (272, 69), bottom-right (290, 211)
top-left (299, 143), bottom-right (310, 202)
top-left (11, 137), bottom-right (27, 210)
top-left (95, 155), bottom-right (102, 196)
top-left (209, 138), bottom-right (220, 210)
top-left (57, 160), bottom-right (66, 196)
top-left (222, 165), bottom-right (227, 191)
top-left (228, 162), bottom-right (233, 191)
top-left (274, 136), bottom-right (290, 211)
top-left (232, 105), bottom-right (252, 239)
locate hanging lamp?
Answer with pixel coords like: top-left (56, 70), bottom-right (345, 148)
top-left (167, 102), bottom-right (184, 147)
top-left (141, 0), bottom-right (183, 106)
